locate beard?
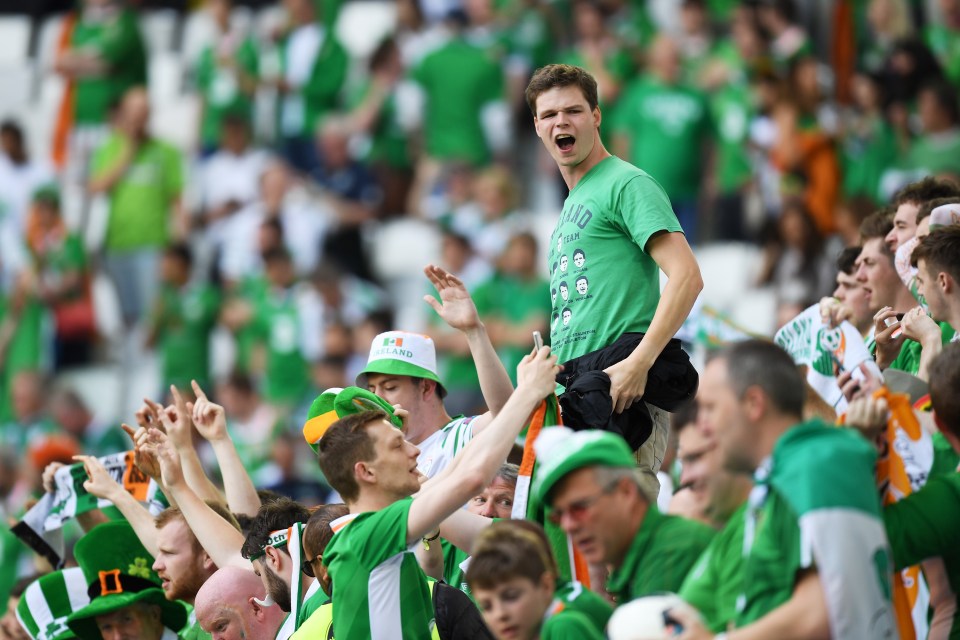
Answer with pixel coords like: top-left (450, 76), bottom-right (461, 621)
top-left (264, 565), bottom-right (292, 612)
top-left (165, 564), bottom-right (209, 602)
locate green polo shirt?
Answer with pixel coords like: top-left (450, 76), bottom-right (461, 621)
top-left (679, 505), bottom-right (747, 632)
top-left (889, 321), bottom-right (957, 375)
top-left (606, 506), bottom-right (715, 603)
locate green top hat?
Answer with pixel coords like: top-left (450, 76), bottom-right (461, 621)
top-left (16, 568), bottom-right (89, 640)
top-left (303, 386), bottom-right (403, 452)
top-left (66, 522), bottom-right (187, 639)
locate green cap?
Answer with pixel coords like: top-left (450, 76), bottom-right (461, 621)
top-left (66, 522), bottom-right (187, 639)
top-left (16, 568), bottom-right (89, 640)
top-left (303, 386), bottom-right (403, 452)
top-left (532, 428), bottom-right (636, 505)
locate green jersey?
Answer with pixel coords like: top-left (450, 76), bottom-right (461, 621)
top-left (278, 27), bottom-right (348, 138)
top-left (411, 38), bottom-right (504, 166)
top-left (152, 283), bottom-right (220, 391)
top-left (932, 432), bottom-right (960, 480)
top-left (92, 134), bottom-right (184, 251)
top-left (252, 285), bottom-right (312, 405)
top-left (547, 156), bottom-right (682, 366)
top-left (542, 609), bottom-right (604, 640)
top-left (709, 83), bottom-right (754, 194)
top-left (606, 507), bottom-right (715, 603)
top-left (884, 472), bottom-right (960, 639)
top-left (32, 232), bottom-right (86, 298)
top-left (348, 80), bottom-right (411, 169)
top-left (179, 609), bottom-right (212, 640)
top-left (552, 580), bottom-right (613, 633)
top-left (441, 539), bottom-right (471, 597)
top-left (613, 76), bottom-right (710, 199)
top-left (324, 498), bottom-right (434, 639)
top-left (195, 35), bottom-right (259, 148)
top-left (736, 420), bottom-right (897, 637)
top-left (925, 25), bottom-right (960, 86)
top-left (904, 131), bottom-right (960, 177)
top-left (841, 116), bottom-right (897, 203)
top-left (680, 505), bottom-right (746, 632)
top-left (70, 7), bottom-right (147, 125)
top-left (890, 321), bottom-right (957, 375)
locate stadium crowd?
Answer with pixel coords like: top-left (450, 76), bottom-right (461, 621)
top-left (0, 0), bottom-right (960, 638)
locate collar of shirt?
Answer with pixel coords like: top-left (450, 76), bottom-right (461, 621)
top-left (605, 505), bottom-right (665, 599)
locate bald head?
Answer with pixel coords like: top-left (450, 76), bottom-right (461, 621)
top-left (194, 568), bottom-right (285, 640)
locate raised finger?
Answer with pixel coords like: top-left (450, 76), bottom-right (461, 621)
top-left (191, 379), bottom-right (208, 403)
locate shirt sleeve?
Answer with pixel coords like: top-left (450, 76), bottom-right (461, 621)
top-left (350, 497), bottom-right (415, 568)
top-left (543, 611), bottom-right (605, 640)
top-left (616, 173), bottom-right (683, 252)
top-left (884, 474), bottom-right (960, 570)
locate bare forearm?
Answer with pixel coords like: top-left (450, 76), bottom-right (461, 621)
top-left (107, 490), bottom-right (161, 557)
top-left (727, 572), bottom-right (830, 640)
top-left (414, 536), bottom-right (444, 580)
top-left (76, 508), bottom-right (110, 533)
top-left (178, 448), bottom-right (224, 505)
top-left (438, 508), bottom-right (492, 554)
top-left (464, 324), bottom-right (514, 417)
top-left (211, 438), bottom-right (261, 516)
top-left (629, 270), bottom-right (701, 369)
top-left (169, 481), bottom-right (247, 569)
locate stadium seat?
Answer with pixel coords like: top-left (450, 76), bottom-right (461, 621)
top-left (150, 94), bottom-right (199, 152)
top-left (253, 4), bottom-right (287, 44)
top-left (694, 242), bottom-right (764, 310)
top-left (140, 9), bottom-right (180, 54)
top-left (148, 52), bottom-right (185, 106)
top-left (0, 16), bottom-right (30, 65)
top-left (0, 63), bottom-right (34, 115)
top-left (181, 9), bottom-right (217, 70)
top-left (335, 0), bottom-right (398, 60)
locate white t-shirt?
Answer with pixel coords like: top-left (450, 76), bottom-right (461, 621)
top-left (415, 415), bottom-right (478, 479)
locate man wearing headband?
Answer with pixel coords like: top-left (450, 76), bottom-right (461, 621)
top-left (356, 265), bottom-right (515, 479)
top-left (194, 567), bottom-right (286, 640)
top-left (239, 499), bottom-right (319, 639)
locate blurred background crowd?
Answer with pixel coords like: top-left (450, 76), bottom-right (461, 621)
top-left (0, 0), bottom-right (958, 613)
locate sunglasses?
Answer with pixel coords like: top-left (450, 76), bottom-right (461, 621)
top-left (301, 554), bottom-right (322, 578)
top-left (547, 482), bottom-right (617, 525)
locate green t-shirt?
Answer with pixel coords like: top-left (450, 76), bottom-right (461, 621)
top-left (441, 539), bottom-right (471, 598)
top-left (841, 116), bottom-right (897, 203)
top-left (348, 80), bottom-right (411, 170)
top-left (552, 580), bottom-right (613, 633)
top-left (889, 321), bottom-right (957, 374)
top-left (547, 156), bottom-right (682, 365)
top-left (279, 28), bottom-right (348, 138)
top-left (613, 76), bottom-right (711, 199)
top-left (932, 431), bottom-right (960, 480)
top-left (904, 131), bottom-right (960, 177)
top-left (473, 272), bottom-right (551, 385)
top-left (151, 283), bottom-right (220, 391)
top-left (32, 232), bottom-right (86, 297)
top-left (736, 420), bottom-right (895, 636)
top-left (680, 505), bottom-right (746, 632)
top-left (710, 84), bottom-right (754, 194)
top-left (411, 38), bottom-right (504, 166)
top-left (925, 24), bottom-right (960, 86)
top-left (542, 609), bottom-right (605, 640)
top-left (252, 286), bottom-right (311, 405)
top-left (195, 36), bottom-right (259, 148)
top-left (297, 584), bottom-right (330, 628)
top-left (92, 134), bottom-right (184, 251)
top-left (71, 7), bottom-right (147, 125)
top-left (606, 507), bottom-right (715, 603)
top-left (324, 498), bottom-right (434, 639)
top-left (884, 472), bottom-right (960, 639)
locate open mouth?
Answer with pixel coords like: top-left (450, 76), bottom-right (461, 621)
top-left (555, 134), bottom-right (575, 152)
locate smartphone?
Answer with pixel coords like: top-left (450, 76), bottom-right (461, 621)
top-left (533, 330), bottom-right (544, 352)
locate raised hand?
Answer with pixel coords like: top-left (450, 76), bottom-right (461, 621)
top-left (42, 461), bottom-right (65, 494)
top-left (74, 455), bottom-right (123, 501)
top-left (516, 346), bottom-right (561, 400)
top-left (145, 428), bottom-right (185, 489)
top-left (122, 423), bottom-right (161, 481)
top-left (423, 264), bottom-right (481, 333)
top-left (187, 380), bottom-right (228, 442)
top-left (845, 395), bottom-right (889, 439)
top-left (145, 386), bottom-right (193, 452)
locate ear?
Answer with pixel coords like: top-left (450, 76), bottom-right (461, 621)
top-left (939, 272), bottom-right (953, 294)
top-left (593, 105), bottom-right (601, 128)
top-left (742, 385), bottom-right (766, 422)
top-left (419, 378), bottom-right (436, 401)
top-left (201, 550), bottom-right (216, 572)
top-left (355, 459), bottom-right (376, 485)
top-left (249, 596), bottom-right (266, 620)
top-left (264, 545), bottom-right (283, 573)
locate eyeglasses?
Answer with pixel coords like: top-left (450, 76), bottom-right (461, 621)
top-left (547, 484), bottom-right (616, 525)
top-left (301, 554), bottom-right (322, 578)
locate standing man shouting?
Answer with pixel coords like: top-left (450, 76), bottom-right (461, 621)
top-left (526, 64), bottom-right (703, 499)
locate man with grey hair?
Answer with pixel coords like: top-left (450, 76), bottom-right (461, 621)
top-left (672, 340), bottom-right (897, 640)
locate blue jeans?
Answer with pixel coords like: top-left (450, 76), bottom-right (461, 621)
top-left (104, 249), bottom-right (160, 326)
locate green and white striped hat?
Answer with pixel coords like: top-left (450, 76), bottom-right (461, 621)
top-left (16, 568), bottom-right (89, 640)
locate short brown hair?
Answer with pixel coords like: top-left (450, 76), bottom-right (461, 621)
top-left (910, 227), bottom-right (960, 286)
top-left (916, 197), bottom-right (960, 224)
top-left (525, 64), bottom-right (599, 116)
top-left (302, 503), bottom-right (350, 559)
top-left (316, 410), bottom-right (385, 502)
top-left (859, 209), bottom-right (895, 259)
top-left (894, 177), bottom-right (960, 208)
top-left (466, 520), bottom-right (556, 591)
top-left (929, 342), bottom-right (960, 438)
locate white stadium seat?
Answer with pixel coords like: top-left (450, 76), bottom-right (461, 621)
top-left (0, 16), bottom-right (31, 65)
top-left (336, 0), bottom-right (398, 60)
top-left (140, 9), bottom-right (179, 54)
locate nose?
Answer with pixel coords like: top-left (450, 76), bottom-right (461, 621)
top-left (479, 502), bottom-right (497, 518)
top-left (884, 229), bottom-right (897, 249)
top-left (152, 558), bottom-right (162, 572)
top-left (832, 284), bottom-right (842, 299)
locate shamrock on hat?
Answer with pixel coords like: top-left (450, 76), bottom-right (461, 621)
top-left (16, 568), bottom-right (89, 640)
top-left (66, 522), bottom-right (187, 639)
